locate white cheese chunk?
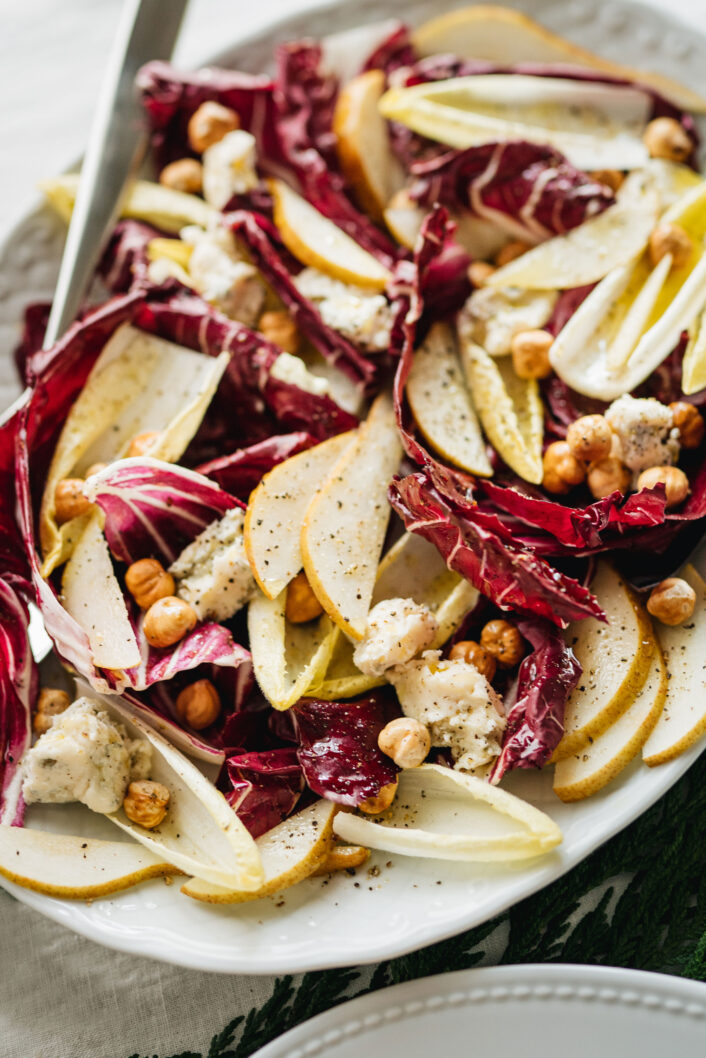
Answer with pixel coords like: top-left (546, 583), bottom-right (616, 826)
top-left (22, 698), bottom-right (151, 815)
top-left (269, 352), bottom-right (331, 396)
top-left (202, 129), bottom-right (258, 209)
top-left (181, 224), bottom-right (265, 325)
top-left (170, 507), bottom-right (256, 622)
top-left (388, 651), bottom-right (505, 774)
top-left (353, 597), bottom-right (439, 677)
top-left (605, 393), bottom-right (680, 477)
top-left (294, 267), bottom-right (394, 352)
top-left (459, 286), bottom-right (557, 356)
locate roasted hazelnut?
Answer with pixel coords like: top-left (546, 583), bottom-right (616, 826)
top-left (126, 431), bottom-right (162, 458)
top-left (643, 117), bottom-right (693, 163)
top-left (542, 441), bottom-right (586, 495)
top-left (143, 596), bottom-right (197, 649)
top-left (175, 679), bottom-right (221, 731)
top-left (123, 780), bottom-right (170, 829)
top-left (589, 169), bottom-right (625, 192)
top-left (378, 718), bottom-right (431, 769)
top-left (467, 260), bottom-right (496, 287)
top-left (159, 158), bottom-right (204, 194)
top-left (586, 457), bottom-right (631, 499)
top-left (285, 571), bottom-right (323, 624)
top-left (495, 240), bottom-right (530, 268)
top-left (637, 465), bottom-right (690, 508)
top-left (669, 402), bottom-right (704, 449)
top-left (187, 101), bottom-right (240, 153)
top-left (259, 310), bottom-right (301, 355)
top-left (358, 780), bottom-right (398, 815)
top-left (566, 414), bottom-right (613, 463)
top-left (480, 619), bottom-right (524, 668)
top-left (33, 688), bottom-right (71, 736)
top-left (511, 329), bottom-right (553, 380)
top-left (646, 577), bottom-right (696, 626)
top-left (648, 223), bottom-right (693, 269)
top-left (84, 462), bottom-right (108, 478)
top-left (447, 639), bottom-right (497, 681)
top-left (54, 478), bottom-right (92, 524)
top-left (125, 558), bottom-right (175, 611)
top-left (313, 845), bottom-right (370, 875)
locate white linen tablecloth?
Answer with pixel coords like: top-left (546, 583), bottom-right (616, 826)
top-left (0, 1), bottom-right (704, 1056)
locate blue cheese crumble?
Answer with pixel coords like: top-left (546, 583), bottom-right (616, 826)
top-left (169, 508), bottom-right (256, 622)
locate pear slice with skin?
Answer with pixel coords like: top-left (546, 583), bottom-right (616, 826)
top-left (42, 174), bottom-right (215, 231)
top-left (643, 566), bottom-right (706, 766)
top-left (406, 322), bottom-right (492, 477)
top-left (244, 430), bottom-right (355, 600)
top-left (269, 178), bottom-right (391, 292)
top-left (553, 562), bottom-right (656, 762)
top-left (333, 764), bottom-right (562, 862)
top-left (333, 69), bottom-right (405, 223)
top-left (553, 643), bottom-right (667, 801)
top-left (0, 826), bottom-right (179, 899)
top-left (301, 392), bottom-right (403, 640)
top-left (181, 799), bottom-right (336, 903)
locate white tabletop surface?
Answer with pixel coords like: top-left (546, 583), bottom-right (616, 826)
top-left (1, 2), bottom-right (705, 1057)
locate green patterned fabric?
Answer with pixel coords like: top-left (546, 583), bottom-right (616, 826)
top-left (129, 752), bottom-right (706, 1058)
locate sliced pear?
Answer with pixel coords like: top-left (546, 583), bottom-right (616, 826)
top-left (458, 338), bottom-right (543, 484)
top-left (248, 589), bottom-right (336, 710)
top-left (62, 519), bottom-right (140, 670)
top-left (487, 173), bottom-right (659, 290)
top-left (0, 826), bottom-right (179, 899)
top-left (41, 174), bottom-right (215, 231)
top-left (553, 562), bottom-right (656, 762)
top-left (333, 69), bottom-right (405, 223)
top-left (682, 307), bottom-right (706, 396)
top-left (333, 764), bottom-right (561, 861)
top-left (301, 393), bottom-right (403, 640)
top-left (406, 322), bottom-right (492, 476)
top-left (643, 566), bottom-right (706, 766)
top-left (384, 192), bottom-right (425, 250)
top-left (553, 644), bottom-right (667, 801)
top-left (310, 532), bottom-right (478, 700)
top-left (379, 75), bottom-right (651, 171)
top-left (40, 323), bottom-right (229, 576)
top-left (180, 799), bottom-right (336, 903)
top-left (269, 178), bottom-right (391, 292)
top-left (147, 237), bottom-right (194, 270)
top-left (244, 431), bottom-right (355, 600)
top-left (411, 6), bottom-right (706, 114)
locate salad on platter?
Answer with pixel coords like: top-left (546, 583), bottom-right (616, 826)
top-left (2, 4), bottom-right (706, 906)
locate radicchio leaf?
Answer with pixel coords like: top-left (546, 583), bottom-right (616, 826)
top-left (226, 748), bottom-right (304, 838)
top-left (197, 431), bottom-right (319, 500)
top-left (0, 578), bottom-right (37, 826)
top-left (100, 218), bottom-right (161, 292)
top-left (490, 618), bottom-right (582, 784)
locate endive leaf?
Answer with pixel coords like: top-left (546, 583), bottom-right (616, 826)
top-left (333, 763), bottom-right (562, 861)
top-left (42, 174), bottom-right (214, 231)
top-left (458, 338), bottom-right (544, 484)
top-left (682, 307), bottom-right (706, 395)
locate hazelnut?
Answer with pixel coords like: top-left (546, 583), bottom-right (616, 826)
top-left (643, 117), bottom-right (693, 163)
top-left (589, 169), bottom-right (625, 192)
top-left (126, 431), bottom-right (162, 458)
top-left (586, 457), bottom-right (631, 499)
top-left (313, 845), bottom-right (370, 875)
top-left (123, 780), bottom-right (170, 829)
top-left (159, 158), bottom-right (204, 194)
top-left (125, 558), bottom-right (176, 611)
top-left (467, 260), bottom-right (496, 287)
top-left (648, 223), bottom-right (693, 270)
top-left (33, 688), bottom-right (71, 736)
top-left (175, 679), bottom-right (221, 731)
top-left (495, 240), bottom-right (530, 268)
top-left (285, 571), bottom-right (323, 624)
top-left (669, 402), bottom-right (704, 449)
top-left (54, 478), bottom-right (92, 524)
top-left (566, 414), bottom-right (613, 463)
top-left (143, 596), bottom-right (197, 649)
top-left (84, 462), bottom-right (108, 478)
top-left (259, 310), bottom-right (301, 355)
top-left (542, 441), bottom-right (586, 495)
top-left (511, 329), bottom-right (553, 380)
top-left (480, 619), bottom-right (524, 668)
top-left (187, 101), bottom-right (240, 153)
top-left (378, 718), bottom-right (431, 769)
top-left (358, 780), bottom-right (398, 815)
top-left (646, 577), bottom-right (696, 626)
top-left (637, 465), bottom-right (690, 508)
top-left (447, 640), bottom-right (497, 681)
